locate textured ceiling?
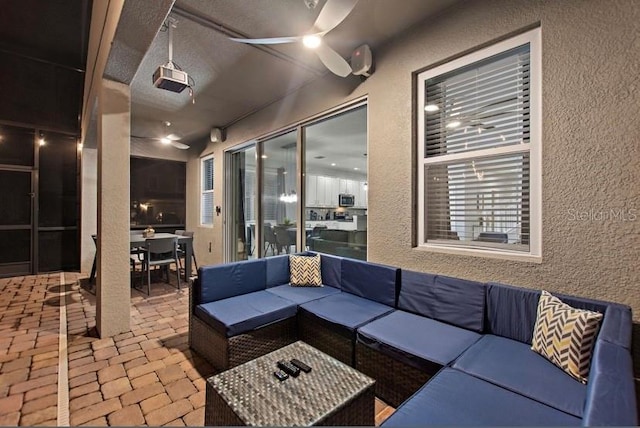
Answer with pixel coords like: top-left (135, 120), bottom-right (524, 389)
top-left (129, 0), bottom-right (460, 151)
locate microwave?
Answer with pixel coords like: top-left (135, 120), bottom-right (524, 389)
top-left (338, 194), bottom-right (355, 207)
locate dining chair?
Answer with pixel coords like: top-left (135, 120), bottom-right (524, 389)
top-left (177, 231), bottom-right (198, 277)
top-left (139, 237), bottom-right (180, 295)
top-left (264, 224), bottom-right (277, 255)
top-left (274, 226), bottom-right (294, 254)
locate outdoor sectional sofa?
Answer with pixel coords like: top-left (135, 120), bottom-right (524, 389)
top-left (189, 253), bottom-right (637, 426)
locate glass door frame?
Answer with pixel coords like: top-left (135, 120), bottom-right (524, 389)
top-left (223, 97), bottom-right (368, 262)
top-left (0, 165), bottom-right (36, 277)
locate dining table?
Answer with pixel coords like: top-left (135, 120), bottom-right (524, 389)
top-left (89, 232), bottom-right (194, 285)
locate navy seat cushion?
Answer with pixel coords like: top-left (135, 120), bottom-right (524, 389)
top-left (265, 284), bottom-right (341, 304)
top-left (197, 259), bottom-right (266, 304)
top-left (452, 334), bottom-right (587, 417)
top-left (195, 290), bottom-right (297, 337)
top-left (299, 293), bottom-right (394, 333)
top-left (381, 368), bottom-right (581, 426)
top-left (357, 311), bottom-right (481, 369)
top-left (265, 255), bottom-right (289, 288)
top-left (398, 270), bottom-right (485, 332)
top-left (341, 258), bottom-right (398, 306)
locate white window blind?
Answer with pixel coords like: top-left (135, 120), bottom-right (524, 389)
top-left (417, 29), bottom-right (541, 259)
top-left (201, 156), bottom-right (214, 225)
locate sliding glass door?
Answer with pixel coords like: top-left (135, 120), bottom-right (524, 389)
top-left (225, 102), bottom-right (367, 262)
top-left (261, 130), bottom-right (298, 258)
top-left (227, 145), bottom-right (256, 261)
top-left (304, 106), bottom-right (368, 260)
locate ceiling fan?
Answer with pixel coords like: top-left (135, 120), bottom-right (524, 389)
top-left (131, 121), bottom-right (190, 150)
top-left (229, 0), bottom-right (358, 77)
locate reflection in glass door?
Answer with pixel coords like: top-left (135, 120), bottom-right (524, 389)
top-left (261, 130), bottom-right (298, 258)
top-left (0, 169), bottom-right (33, 276)
top-left (228, 145), bottom-right (256, 261)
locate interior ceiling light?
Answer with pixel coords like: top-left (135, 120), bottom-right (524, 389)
top-left (160, 137), bottom-right (171, 145)
top-left (261, 154), bottom-right (268, 159)
top-left (424, 104), bottom-right (439, 112)
top-left (302, 35), bottom-right (322, 49)
top-left (446, 121), bottom-right (461, 129)
top-left (353, 167), bottom-right (359, 170)
top-left (331, 163), bottom-right (336, 166)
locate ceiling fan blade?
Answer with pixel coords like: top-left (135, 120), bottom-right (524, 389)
top-left (315, 43), bottom-right (352, 77)
top-left (170, 141), bottom-right (190, 150)
top-left (312, 0), bottom-right (358, 33)
top-left (229, 36), bottom-right (300, 45)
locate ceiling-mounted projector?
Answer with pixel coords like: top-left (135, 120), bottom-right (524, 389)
top-left (153, 66), bottom-right (189, 93)
top-left (153, 17), bottom-right (193, 98)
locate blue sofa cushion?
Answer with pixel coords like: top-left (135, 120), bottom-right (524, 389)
top-left (195, 290), bottom-right (297, 337)
top-left (318, 253), bottom-right (342, 289)
top-left (358, 311), bottom-right (481, 369)
top-left (583, 340), bottom-right (638, 426)
top-left (341, 258), bottom-right (398, 306)
top-left (265, 284), bottom-right (341, 304)
top-left (486, 282), bottom-right (632, 348)
top-left (381, 368), bottom-right (581, 426)
top-left (398, 270), bottom-right (485, 332)
top-left (197, 259), bottom-right (266, 304)
top-left (299, 293), bottom-right (394, 333)
top-left (265, 255), bottom-right (289, 288)
top-left (452, 334), bottom-right (587, 417)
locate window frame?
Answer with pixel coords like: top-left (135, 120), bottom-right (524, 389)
top-left (416, 28), bottom-right (542, 263)
top-left (200, 154), bottom-right (214, 227)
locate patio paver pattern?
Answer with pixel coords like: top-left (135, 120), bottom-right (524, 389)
top-left (0, 273), bottom-right (393, 426)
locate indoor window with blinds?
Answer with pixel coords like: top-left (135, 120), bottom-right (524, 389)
top-left (201, 155), bottom-right (214, 225)
top-left (417, 29), bottom-right (541, 259)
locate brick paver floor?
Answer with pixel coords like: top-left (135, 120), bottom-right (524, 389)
top-left (1, 272), bottom-right (394, 426)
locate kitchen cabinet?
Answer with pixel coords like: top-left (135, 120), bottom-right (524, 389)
top-left (304, 174), bottom-right (368, 208)
top-left (305, 175), bottom-right (318, 206)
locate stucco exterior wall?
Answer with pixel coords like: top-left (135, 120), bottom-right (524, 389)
top-left (185, 0), bottom-right (639, 377)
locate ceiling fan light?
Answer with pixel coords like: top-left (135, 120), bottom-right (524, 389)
top-left (160, 137), bottom-right (171, 145)
top-left (302, 35), bottom-right (322, 49)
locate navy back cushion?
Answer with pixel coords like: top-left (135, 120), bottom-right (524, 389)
top-left (486, 282), bottom-right (632, 347)
top-left (319, 253), bottom-right (342, 289)
top-left (265, 255), bottom-right (290, 288)
top-left (198, 259), bottom-right (266, 304)
top-left (341, 258), bottom-right (398, 306)
top-left (398, 270), bottom-right (486, 332)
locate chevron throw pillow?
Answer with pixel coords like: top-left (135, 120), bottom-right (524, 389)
top-left (531, 290), bottom-right (603, 384)
top-left (289, 254), bottom-right (322, 287)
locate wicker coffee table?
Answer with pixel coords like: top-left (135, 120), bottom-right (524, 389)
top-left (205, 341), bottom-right (375, 426)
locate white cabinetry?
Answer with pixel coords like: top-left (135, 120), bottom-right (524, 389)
top-left (305, 175), bottom-right (318, 206)
top-left (305, 174), bottom-right (368, 208)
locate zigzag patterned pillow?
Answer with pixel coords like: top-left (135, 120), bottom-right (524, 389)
top-left (531, 290), bottom-right (603, 384)
top-left (289, 254), bottom-right (322, 287)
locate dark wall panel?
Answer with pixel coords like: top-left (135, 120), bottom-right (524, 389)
top-left (0, 54), bottom-right (83, 133)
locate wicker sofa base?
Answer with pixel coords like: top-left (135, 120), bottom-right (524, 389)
top-left (298, 310), bottom-right (354, 366)
top-left (355, 342), bottom-right (436, 408)
top-left (190, 314), bottom-right (297, 371)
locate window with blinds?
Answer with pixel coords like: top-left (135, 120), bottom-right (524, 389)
top-left (201, 155), bottom-right (214, 225)
top-left (417, 29), bottom-right (541, 259)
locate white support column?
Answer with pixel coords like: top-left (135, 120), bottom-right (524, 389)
top-left (96, 78), bottom-right (131, 337)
